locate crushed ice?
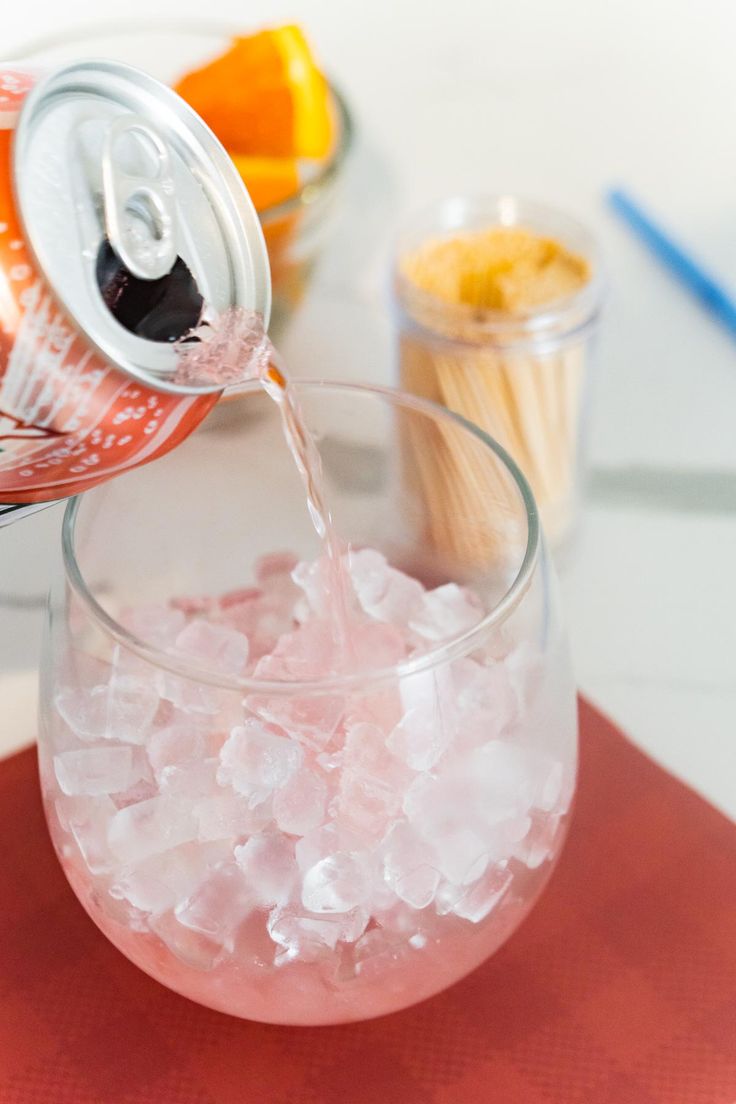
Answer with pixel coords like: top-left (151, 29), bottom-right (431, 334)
top-left (50, 545), bottom-right (572, 978)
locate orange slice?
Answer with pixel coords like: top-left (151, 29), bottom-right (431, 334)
top-left (231, 155), bottom-right (299, 211)
top-left (174, 25), bottom-right (333, 159)
top-left (274, 26), bottom-right (333, 161)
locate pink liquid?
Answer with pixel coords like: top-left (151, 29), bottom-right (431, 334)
top-left (57, 827), bottom-right (565, 1025)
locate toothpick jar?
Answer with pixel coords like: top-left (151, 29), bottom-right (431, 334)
top-left (393, 196), bottom-right (604, 558)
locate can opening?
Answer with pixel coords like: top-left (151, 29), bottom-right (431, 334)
top-left (95, 239), bottom-right (203, 343)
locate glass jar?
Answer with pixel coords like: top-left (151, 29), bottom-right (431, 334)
top-left (39, 382), bottom-right (577, 1025)
top-left (394, 195), bottom-right (605, 554)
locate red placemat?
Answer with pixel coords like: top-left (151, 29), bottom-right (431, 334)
top-left (1, 698), bottom-right (735, 1103)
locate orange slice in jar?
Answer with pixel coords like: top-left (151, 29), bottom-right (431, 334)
top-left (230, 155), bottom-right (300, 212)
top-left (174, 25), bottom-right (334, 160)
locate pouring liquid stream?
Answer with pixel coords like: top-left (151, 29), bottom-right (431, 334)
top-left (174, 309), bottom-right (355, 662)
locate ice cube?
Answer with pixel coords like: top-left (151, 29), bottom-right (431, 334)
top-left (382, 821), bottom-right (440, 909)
top-left (402, 770), bottom-right (498, 875)
top-left (346, 681), bottom-right (404, 737)
top-left (273, 769), bottom-right (327, 835)
top-left (346, 548), bottom-right (424, 624)
top-left (404, 741), bottom-right (537, 855)
top-left (387, 704), bottom-right (452, 771)
top-left (342, 721), bottom-right (411, 790)
top-left (118, 605), bottom-right (186, 649)
top-left (249, 620), bottom-right (346, 747)
top-left (149, 910), bottom-right (221, 971)
top-left (57, 794), bottom-right (116, 875)
top-left (156, 670), bottom-right (220, 716)
top-left (450, 861), bottom-right (513, 923)
top-left (175, 861), bottom-right (254, 950)
top-left (108, 795), bottom-right (198, 865)
top-left (268, 906), bottom-right (338, 960)
top-left (246, 691), bottom-right (345, 752)
top-left (291, 557), bottom-right (331, 619)
top-left (160, 758), bottom-right (220, 799)
top-left (333, 771), bottom-right (403, 839)
top-left (106, 670), bottom-right (160, 744)
top-left (401, 772), bottom-right (436, 820)
top-left (395, 662), bottom-right (456, 768)
top-left (557, 766), bottom-right (576, 818)
top-left (235, 554), bottom-right (303, 657)
top-left (294, 823), bottom-right (366, 874)
top-left (467, 740), bottom-right (541, 820)
top-left (56, 649), bottom-right (110, 692)
top-left (111, 840), bottom-right (231, 914)
top-left (399, 657), bottom-right (456, 710)
top-left (410, 583), bottom-right (484, 642)
top-left (146, 721), bottom-right (206, 781)
top-left (513, 810), bottom-right (564, 869)
top-left (235, 833), bottom-right (298, 907)
top-left (432, 827), bottom-right (490, 885)
top-left (55, 668), bottom-right (158, 745)
top-left (268, 904), bottom-right (369, 965)
top-left (254, 619), bottom-right (338, 681)
top-left (219, 586), bottom-right (296, 663)
top-left (536, 759), bottom-right (565, 813)
top-left (451, 658), bottom-right (518, 743)
top-left (505, 640), bottom-right (542, 708)
top-left (97, 889), bottom-right (149, 933)
top-left (316, 751), bottom-right (342, 773)
top-left (54, 685), bottom-right (110, 743)
top-left (53, 746), bottom-right (144, 797)
top-left (371, 898), bottom-right (433, 936)
top-left (112, 777), bottom-right (158, 810)
top-left (333, 906), bottom-right (370, 943)
top-left (195, 791), bottom-right (271, 841)
top-left (434, 880), bottom-right (462, 916)
top-left (401, 771), bottom-right (467, 848)
top-left (173, 620), bottom-right (249, 676)
top-left (301, 851), bottom-right (373, 914)
top-left (217, 721), bottom-right (303, 806)
top-left (343, 548), bottom-right (390, 606)
top-left (484, 815), bottom-right (533, 861)
top-left (352, 927), bottom-right (410, 980)
top-left (367, 874), bottom-right (401, 915)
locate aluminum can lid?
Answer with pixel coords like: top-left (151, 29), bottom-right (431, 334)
top-left (13, 59), bottom-right (271, 394)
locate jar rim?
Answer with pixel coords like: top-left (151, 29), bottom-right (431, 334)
top-left (393, 193), bottom-right (606, 349)
top-left (62, 380), bottom-right (541, 696)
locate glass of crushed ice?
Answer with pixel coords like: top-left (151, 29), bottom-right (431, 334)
top-left (39, 382), bottom-right (577, 1025)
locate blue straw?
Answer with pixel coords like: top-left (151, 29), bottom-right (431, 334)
top-left (607, 187), bottom-right (736, 340)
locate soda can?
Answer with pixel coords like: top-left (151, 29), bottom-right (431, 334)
top-left (0, 60), bottom-right (270, 520)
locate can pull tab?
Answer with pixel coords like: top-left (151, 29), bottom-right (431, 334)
top-left (102, 115), bottom-right (178, 281)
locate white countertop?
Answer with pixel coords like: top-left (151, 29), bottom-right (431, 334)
top-left (1, 0), bottom-right (734, 819)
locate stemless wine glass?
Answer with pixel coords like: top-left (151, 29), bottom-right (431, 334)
top-left (39, 382), bottom-right (577, 1025)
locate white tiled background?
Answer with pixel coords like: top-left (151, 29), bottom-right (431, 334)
top-left (1, 0), bottom-right (734, 818)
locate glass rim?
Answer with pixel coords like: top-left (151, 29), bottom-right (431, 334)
top-left (393, 193), bottom-right (606, 347)
top-left (7, 17), bottom-right (354, 223)
top-left (62, 380), bottom-right (540, 695)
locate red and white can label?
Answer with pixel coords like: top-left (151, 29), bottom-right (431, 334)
top-left (0, 66), bottom-right (217, 504)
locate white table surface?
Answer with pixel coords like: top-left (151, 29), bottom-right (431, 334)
top-left (1, 0), bottom-right (734, 820)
